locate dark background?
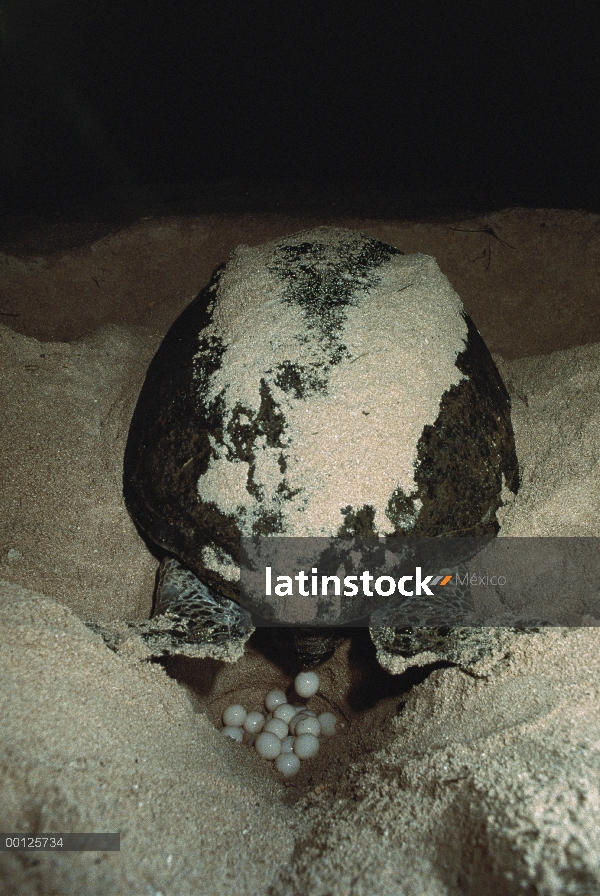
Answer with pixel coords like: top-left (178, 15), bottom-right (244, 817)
top-left (2, 1), bottom-right (599, 223)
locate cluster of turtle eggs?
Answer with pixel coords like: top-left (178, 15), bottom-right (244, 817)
top-left (221, 672), bottom-right (337, 777)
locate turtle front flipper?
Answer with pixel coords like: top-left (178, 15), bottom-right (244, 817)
top-left (137, 557), bottom-right (255, 662)
top-left (369, 564), bottom-right (483, 672)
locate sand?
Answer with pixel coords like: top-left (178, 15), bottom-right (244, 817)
top-left (1, 208), bottom-right (600, 895)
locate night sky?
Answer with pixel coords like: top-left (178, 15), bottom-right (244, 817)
top-left (2, 1), bottom-right (600, 216)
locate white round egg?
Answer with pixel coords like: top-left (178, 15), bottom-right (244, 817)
top-left (243, 711), bottom-right (265, 735)
top-left (264, 718), bottom-right (288, 740)
top-left (265, 689), bottom-right (287, 712)
top-left (294, 733), bottom-right (320, 759)
top-left (295, 716), bottom-right (321, 737)
top-left (276, 752), bottom-right (301, 777)
top-left (222, 704), bottom-right (247, 727)
top-left (289, 712), bottom-right (309, 735)
top-left (294, 671), bottom-right (320, 699)
top-left (255, 731), bottom-right (282, 759)
top-left (273, 703), bottom-right (297, 724)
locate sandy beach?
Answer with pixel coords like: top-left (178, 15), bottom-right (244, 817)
top-left (1, 207), bottom-right (600, 895)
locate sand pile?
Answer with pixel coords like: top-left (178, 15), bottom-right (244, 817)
top-left (497, 343), bottom-right (600, 537)
top-left (1, 209), bottom-right (600, 895)
top-left (280, 628), bottom-right (600, 896)
top-left (0, 581), bottom-right (299, 896)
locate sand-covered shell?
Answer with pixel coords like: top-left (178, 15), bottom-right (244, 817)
top-left (123, 226), bottom-right (519, 659)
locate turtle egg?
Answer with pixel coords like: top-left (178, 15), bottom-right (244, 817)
top-left (264, 718), bottom-right (288, 740)
top-left (290, 709), bottom-right (316, 733)
top-left (243, 711), bottom-right (266, 735)
top-left (273, 703), bottom-right (297, 724)
top-left (294, 733), bottom-right (320, 759)
top-left (318, 712), bottom-right (337, 736)
top-left (255, 732), bottom-right (282, 759)
top-left (222, 704), bottom-right (247, 727)
top-left (222, 683), bottom-right (335, 773)
top-left (294, 671), bottom-right (320, 698)
top-left (276, 752), bottom-right (301, 777)
top-left (222, 726), bottom-right (244, 743)
top-left (294, 716), bottom-right (321, 737)
top-left (265, 689), bottom-right (287, 712)
top-left (281, 735), bottom-right (295, 753)
top-left (289, 712), bottom-right (309, 735)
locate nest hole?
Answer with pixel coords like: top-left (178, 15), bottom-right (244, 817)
top-left (156, 629), bottom-right (451, 802)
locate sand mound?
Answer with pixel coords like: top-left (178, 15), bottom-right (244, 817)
top-left (282, 627), bottom-right (600, 896)
top-left (0, 580), bottom-right (298, 896)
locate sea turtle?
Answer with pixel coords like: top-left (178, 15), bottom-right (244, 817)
top-left (123, 227), bottom-right (519, 670)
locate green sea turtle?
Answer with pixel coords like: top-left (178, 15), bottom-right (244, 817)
top-left (123, 227), bottom-right (519, 669)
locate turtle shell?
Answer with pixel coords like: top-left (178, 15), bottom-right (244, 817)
top-left (123, 227), bottom-right (519, 620)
